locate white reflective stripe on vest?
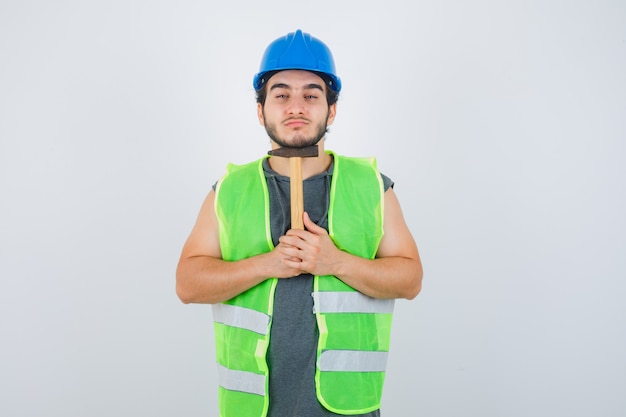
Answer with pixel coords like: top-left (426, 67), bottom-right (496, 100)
top-left (217, 364), bottom-right (265, 396)
top-left (318, 350), bottom-right (389, 372)
top-left (212, 303), bottom-right (270, 335)
top-left (312, 291), bottom-right (395, 314)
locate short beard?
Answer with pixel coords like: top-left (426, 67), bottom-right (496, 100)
top-left (263, 111), bottom-right (330, 149)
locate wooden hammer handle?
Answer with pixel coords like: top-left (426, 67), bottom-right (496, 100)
top-left (290, 157), bottom-right (304, 230)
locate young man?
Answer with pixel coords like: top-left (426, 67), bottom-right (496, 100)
top-left (177, 29), bottom-right (423, 417)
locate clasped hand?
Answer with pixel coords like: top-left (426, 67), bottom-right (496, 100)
top-left (274, 212), bottom-right (343, 278)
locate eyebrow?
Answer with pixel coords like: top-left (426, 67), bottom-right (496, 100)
top-left (269, 83), bottom-right (325, 92)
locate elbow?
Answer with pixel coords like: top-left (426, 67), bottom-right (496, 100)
top-left (176, 266), bottom-right (218, 304)
top-left (176, 279), bottom-right (193, 304)
top-left (404, 265), bottom-right (423, 300)
top-left (175, 264), bottom-right (195, 304)
top-left (177, 291), bottom-right (192, 305)
top-left (405, 280), bottom-right (422, 300)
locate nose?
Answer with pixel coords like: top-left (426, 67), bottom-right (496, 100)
top-left (287, 95), bottom-right (306, 115)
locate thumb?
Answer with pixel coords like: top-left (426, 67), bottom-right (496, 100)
top-left (303, 212), bottom-right (324, 234)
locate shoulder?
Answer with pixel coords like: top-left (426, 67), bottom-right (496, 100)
top-left (332, 153), bottom-right (394, 191)
top-left (214, 157), bottom-right (267, 191)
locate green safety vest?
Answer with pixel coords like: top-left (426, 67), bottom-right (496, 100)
top-left (212, 150), bottom-right (394, 416)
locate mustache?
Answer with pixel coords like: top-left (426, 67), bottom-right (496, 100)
top-left (283, 117), bottom-right (311, 123)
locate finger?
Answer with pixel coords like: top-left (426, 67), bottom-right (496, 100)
top-left (279, 235), bottom-right (305, 249)
top-left (277, 239), bottom-right (295, 249)
top-left (283, 229), bottom-right (309, 242)
top-left (303, 212), bottom-right (325, 234)
top-left (282, 257), bottom-right (305, 271)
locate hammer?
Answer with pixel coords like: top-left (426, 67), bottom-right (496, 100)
top-left (267, 145), bottom-right (319, 230)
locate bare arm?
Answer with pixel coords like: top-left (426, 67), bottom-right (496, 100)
top-left (280, 188), bottom-right (423, 299)
top-left (175, 190), bottom-right (302, 304)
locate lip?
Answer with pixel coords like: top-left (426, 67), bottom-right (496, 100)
top-left (284, 119), bottom-right (309, 127)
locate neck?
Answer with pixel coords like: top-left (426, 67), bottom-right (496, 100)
top-left (267, 142), bottom-right (332, 179)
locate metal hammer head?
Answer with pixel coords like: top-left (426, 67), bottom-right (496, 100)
top-left (267, 145), bottom-right (319, 158)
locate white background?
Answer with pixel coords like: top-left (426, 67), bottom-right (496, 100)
top-left (1, 1), bottom-right (625, 416)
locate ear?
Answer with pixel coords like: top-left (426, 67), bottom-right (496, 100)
top-left (257, 103), bottom-right (265, 126)
top-left (326, 103), bottom-right (337, 126)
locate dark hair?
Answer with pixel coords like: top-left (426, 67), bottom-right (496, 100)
top-left (255, 71), bottom-right (340, 106)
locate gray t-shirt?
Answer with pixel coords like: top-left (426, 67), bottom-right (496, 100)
top-left (262, 158), bottom-right (393, 417)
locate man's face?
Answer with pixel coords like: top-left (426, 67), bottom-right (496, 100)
top-left (258, 70), bottom-right (336, 149)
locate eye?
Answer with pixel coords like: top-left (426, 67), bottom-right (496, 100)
top-left (305, 94), bottom-right (318, 100)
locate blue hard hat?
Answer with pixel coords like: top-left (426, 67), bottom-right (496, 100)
top-left (253, 29), bottom-right (342, 93)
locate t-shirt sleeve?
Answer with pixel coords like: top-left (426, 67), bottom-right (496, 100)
top-left (380, 172), bottom-right (394, 191)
